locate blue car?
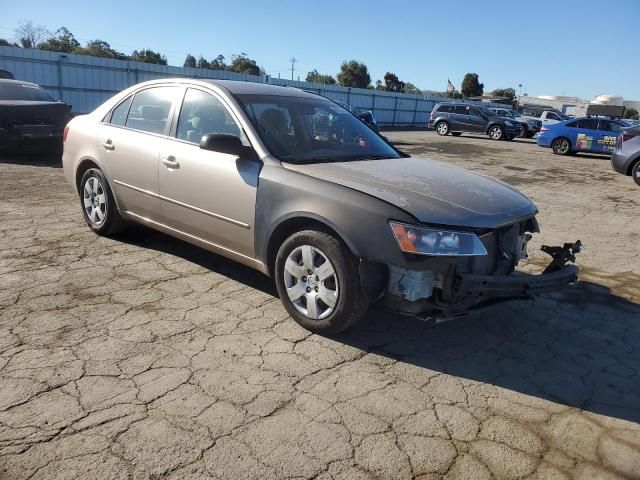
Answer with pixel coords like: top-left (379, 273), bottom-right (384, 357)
top-left (537, 116), bottom-right (630, 155)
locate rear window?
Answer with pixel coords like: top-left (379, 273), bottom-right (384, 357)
top-left (0, 83), bottom-right (54, 101)
top-left (577, 118), bottom-right (598, 130)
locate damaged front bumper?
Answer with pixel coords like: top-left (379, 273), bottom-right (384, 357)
top-left (383, 240), bottom-right (582, 319)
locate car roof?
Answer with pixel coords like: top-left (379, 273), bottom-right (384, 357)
top-left (132, 78), bottom-right (320, 99)
top-left (0, 79), bottom-right (41, 87)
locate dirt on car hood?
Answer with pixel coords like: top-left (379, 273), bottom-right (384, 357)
top-left (284, 156), bottom-right (537, 228)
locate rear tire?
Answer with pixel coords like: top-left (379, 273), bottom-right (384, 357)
top-left (488, 125), bottom-right (504, 140)
top-left (632, 160), bottom-right (640, 187)
top-left (435, 121), bottom-right (450, 136)
top-left (274, 229), bottom-right (369, 334)
top-left (79, 168), bottom-right (125, 236)
top-left (551, 137), bottom-right (572, 155)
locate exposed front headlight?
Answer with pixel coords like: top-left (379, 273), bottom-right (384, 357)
top-left (389, 222), bottom-right (488, 256)
top-left (505, 121), bottom-right (513, 126)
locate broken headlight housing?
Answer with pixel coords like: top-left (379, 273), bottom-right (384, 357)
top-left (389, 222), bottom-right (487, 257)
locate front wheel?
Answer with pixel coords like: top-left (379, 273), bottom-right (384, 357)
top-left (488, 125), bottom-right (504, 140)
top-left (519, 125), bottom-right (528, 138)
top-left (79, 168), bottom-right (125, 235)
top-left (551, 137), bottom-right (572, 155)
top-left (274, 230), bottom-right (369, 334)
top-left (435, 121), bottom-right (450, 136)
top-left (632, 161), bottom-right (640, 187)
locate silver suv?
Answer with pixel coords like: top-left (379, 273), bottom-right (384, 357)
top-left (62, 79), bottom-right (580, 333)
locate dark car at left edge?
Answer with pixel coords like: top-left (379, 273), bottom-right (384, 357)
top-left (0, 79), bottom-right (72, 152)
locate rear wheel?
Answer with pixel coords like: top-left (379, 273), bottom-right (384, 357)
top-left (274, 229), bottom-right (369, 334)
top-left (451, 132), bottom-right (462, 137)
top-left (551, 137), bottom-right (572, 155)
top-left (488, 125), bottom-right (504, 140)
top-left (435, 121), bottom-right (450, 136)
top-left (79, 168), bottom-right (125, 235)
top-left (632, 161), bottom-right (640, 187)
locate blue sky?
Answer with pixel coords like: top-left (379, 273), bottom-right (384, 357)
top-left (1, 0), bottom-right (638, 99)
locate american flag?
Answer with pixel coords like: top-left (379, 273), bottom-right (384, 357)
top-left (447, 79), bottom-right (456, 93)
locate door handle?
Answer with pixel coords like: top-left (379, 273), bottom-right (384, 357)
top-left (102, 140), bottom-right (115, 151)
top-left (161, 156), bottom-right (180, 168)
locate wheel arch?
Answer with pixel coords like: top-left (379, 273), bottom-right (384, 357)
top-left (625, 154), bottom-right (640, 176)
top-left (485, 122), bottom-right (504, 135)
top-left (264, 213), bottom-right (360, 278)
top-left (75, 157), bottom-right (123, 212)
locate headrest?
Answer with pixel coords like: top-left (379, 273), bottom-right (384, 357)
top-left (259, 108), bottom-right (287, 131)
top-left (140, 105), bottom-right (166, 121)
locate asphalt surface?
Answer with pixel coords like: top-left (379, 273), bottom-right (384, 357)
top-left (0, 132), bottom-right (639, 480)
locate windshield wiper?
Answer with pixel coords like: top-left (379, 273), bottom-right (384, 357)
top-left (348, 154), bottom-right (393, 161)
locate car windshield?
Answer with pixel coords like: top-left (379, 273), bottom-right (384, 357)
top-left (236, 94), bottom-right (401, 163)
top-left (0, 83), bottom-right (54, 101)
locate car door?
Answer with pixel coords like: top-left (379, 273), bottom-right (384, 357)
top-left (596, 119), bottom-right (623, 154)
top-left (158, 87), bottom-right (260, 258)
top-left (573, 118), bottom-right (599, 151)
top-left (466, 107), bottom-right (487, 133)
top-left (450, 105), bottom-right (470, 131)
top-left (97, 85), bottom-right (181, 221)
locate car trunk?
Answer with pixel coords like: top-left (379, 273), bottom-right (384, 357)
top-left (0, 101), bottom-right (72, 138)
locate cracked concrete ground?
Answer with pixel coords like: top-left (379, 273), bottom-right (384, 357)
top-left (0, 131), bottom-right (639, 479)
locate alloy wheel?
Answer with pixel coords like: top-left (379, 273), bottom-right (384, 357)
top-left (283, 245), bottom-right (339, 320)
top-left (437, 122), bottom-right (449, 135)
top-left (83, 176), bottom-right (107, 226)
top-left (489, 126), bottom-right (503, 140)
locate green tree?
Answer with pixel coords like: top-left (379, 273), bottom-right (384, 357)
top-left (131, 49), bottom-right (167, 65)
top-left (383, 72), bottom-right (405, 92)
top-left (209, 55), bottom-right (226, 70)
top-left (306, 69), bottom-right (336, 84)
top-left (490, 87), bottom-right (516, 106)
top-left (0, 38), bottom-right (17, 47)
top-left (38, 27), bottom-right (80, 53)
top-left (403, 82), bottom-right (422, 95)
top-left (461, 73), bottom-right (484, 98)
top-left (336, 60), bottom-right (371, 88)
top-left (623, 107), bottom-right (639, 120)
top-left (14, 21), bottom-right (50, 49)
top-left (228, 54), bottom-right (261, 75)
top-left (73, 40), bottom-right (127, 59)
top-left (183, 54), bottom-right (197, 68)
top-left (196, 56), bottom-right (210, 69)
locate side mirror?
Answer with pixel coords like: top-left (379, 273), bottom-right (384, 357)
top-left (200, 133), bottom-right (247, 157)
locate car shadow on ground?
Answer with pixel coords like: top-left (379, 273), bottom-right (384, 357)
top-left (116, 225), bottom-right (640, 425)
top-left (0, 152), bottom-right (62, 168)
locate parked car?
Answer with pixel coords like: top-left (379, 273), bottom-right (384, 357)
top-left (62, 79), bottom-right (580, 333)
top-left (537, 116), bottom-right (630, 155)
top-left (490, 107), bottom-right (541, 138)
top-left (611, 124), bottom-right (640, 186)
top-left (334, 100), bottom-right (379, 131)
top-left (0, 79), bottom-right (71, 152)
top-left (429, 103), bottom-right (522, 140)
top-left (539, 110), bottom-right (570, 129)
top-left (0, 69), bottom-right (14, 79)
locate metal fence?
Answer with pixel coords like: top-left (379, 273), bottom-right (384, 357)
top-left (0, 46), bottom-right (509, 126)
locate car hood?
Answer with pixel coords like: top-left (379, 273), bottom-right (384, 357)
top-left (284, 157), bottom-right (537, 228)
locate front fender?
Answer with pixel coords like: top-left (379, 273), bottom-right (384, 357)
top-left (254, 164), bottom-right (417, 269)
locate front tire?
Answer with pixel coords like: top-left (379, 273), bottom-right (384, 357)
top-left (551, 137), bottom-right (572, 155)
top-left (488, 125), bottom-right (504, 140)
top-left (519, 124), bottom-right (528, 138)
top-left (435, 121), bottom-right (450, 136)
top-left (274, 229), bottom-right (369, 334)
top-left (79, 168), bottom-right (125, 235)
top-left (632, 161), bottom-right (640, 187)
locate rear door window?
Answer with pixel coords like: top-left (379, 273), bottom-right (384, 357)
top-left (454, 105), bottom-right (468, 115)
top-left (125, 86), bottom-right (180, 135)
top-left (577, 118), bottom-right (598, 130)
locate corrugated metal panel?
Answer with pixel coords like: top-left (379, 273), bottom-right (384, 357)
top-left (0, 45), bottom-right (515, 125)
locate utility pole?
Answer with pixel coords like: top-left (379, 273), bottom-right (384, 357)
top-left (289, 57), bottom-right (297, 81)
